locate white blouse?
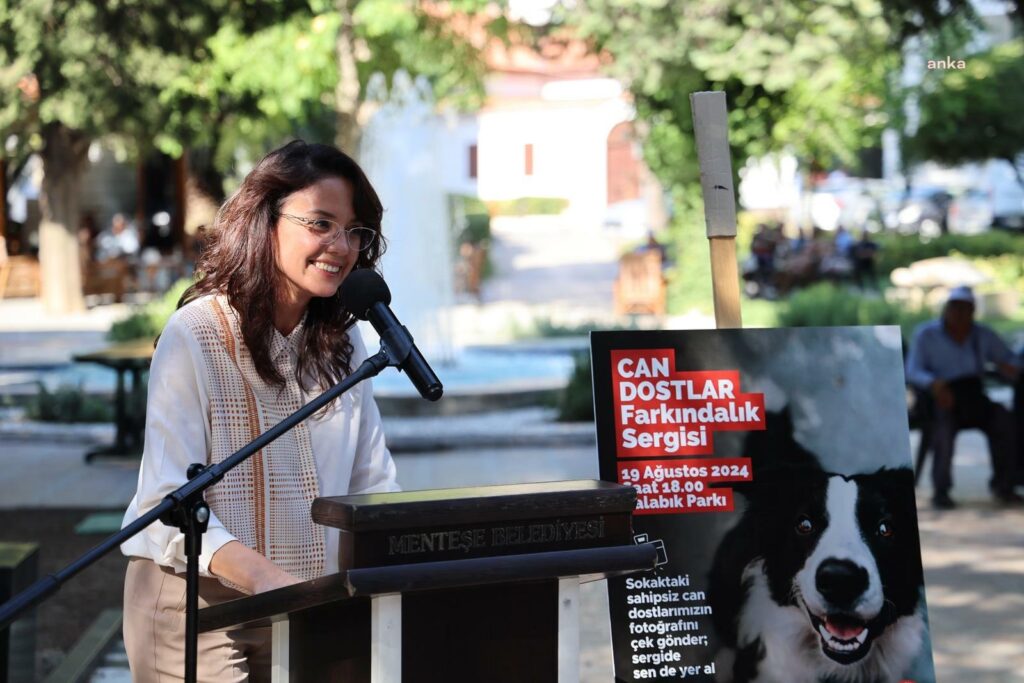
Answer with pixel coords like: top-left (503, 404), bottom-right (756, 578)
top-left (120, 307), bottom-right (399, 577)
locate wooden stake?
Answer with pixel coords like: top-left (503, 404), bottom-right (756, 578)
top-left (0, 158), bottom-right (7, 241)
top-left (690, 91), bottom-right (742, 329)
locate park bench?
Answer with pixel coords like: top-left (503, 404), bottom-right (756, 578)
top-left (0, 255), bottom-right (41, 300)
top-left (613, 250), bottom-right (666, 316)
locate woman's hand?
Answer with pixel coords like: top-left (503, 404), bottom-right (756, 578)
top-left (209, 540), bottom-right (302, 594)
top-left (252, 568), bottom-right (303, 594)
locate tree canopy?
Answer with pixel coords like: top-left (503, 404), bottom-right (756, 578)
top-left (0, 0), bottom-right (504, 311)
top-left (906, 38), bottom-right (1024, 186)
top-left (569, 0), bottom-right (902, 196)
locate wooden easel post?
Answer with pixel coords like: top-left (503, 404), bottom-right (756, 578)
top-left (690, 91), bottom-right (742, 329)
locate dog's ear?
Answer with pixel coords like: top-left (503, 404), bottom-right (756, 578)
top-left (732, 407), bottom-right (824, 502)
top-left (741, 406), bottom-right (822, 484)
top-left (855, 467), bottom-right (917, 517)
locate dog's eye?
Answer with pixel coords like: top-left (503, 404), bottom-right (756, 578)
top-left (878, 520), bottom-right (894, 538)
top-left (795, 515), bottom-right (815, 535)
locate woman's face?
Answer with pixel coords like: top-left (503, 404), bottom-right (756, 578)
top-left (273, 176), bottom-right (359, 308)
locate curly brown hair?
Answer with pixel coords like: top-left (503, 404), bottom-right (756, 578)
top-left (180, 140), bottom-right (386, 392)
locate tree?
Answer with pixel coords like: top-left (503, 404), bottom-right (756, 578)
top-left (569, 0), bottom-right (902, 194)
top-left (906, 39), bottom-right (1024, 187)
top-left (154, 0), bottom-right (503, 203)
top-left (0, 1), bottom-right (304, 313)
top-left (1, 0), bottom-right (500, 312)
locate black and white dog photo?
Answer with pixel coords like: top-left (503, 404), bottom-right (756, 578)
top-left (710, 410), bottom-right (927, 683)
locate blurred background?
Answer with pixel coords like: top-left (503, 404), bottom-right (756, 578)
top-left (1, 0), bottom-right (1022, 680)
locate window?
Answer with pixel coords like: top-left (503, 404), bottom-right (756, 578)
top-left (468, 144), bottom-right (478, 179)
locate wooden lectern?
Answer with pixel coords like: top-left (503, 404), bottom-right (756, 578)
top-left (199, 479), bottom-right (656, 682)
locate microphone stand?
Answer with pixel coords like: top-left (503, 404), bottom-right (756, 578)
top-left (0, 339), bottom-right (408, 683)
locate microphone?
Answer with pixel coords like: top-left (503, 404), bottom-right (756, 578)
top-left (340, 269), bottom-right (443, 401)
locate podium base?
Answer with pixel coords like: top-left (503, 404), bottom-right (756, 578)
top-left (277, 579), bottom-right (578, 683)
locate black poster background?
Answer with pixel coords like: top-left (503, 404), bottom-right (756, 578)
top-left (591, 327), bottom-right (936, 683)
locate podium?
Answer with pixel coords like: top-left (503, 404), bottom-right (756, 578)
top-left (199, 480), bottom-right (656, 682)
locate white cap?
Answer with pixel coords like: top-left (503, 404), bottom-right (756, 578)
top-left (947, 285), bottom-right (976, 305)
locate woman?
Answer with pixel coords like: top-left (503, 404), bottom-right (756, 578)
top-left (120, 140), bottom-right (399, 681)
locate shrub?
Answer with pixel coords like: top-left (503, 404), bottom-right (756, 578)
top-left (557, 352), bottom-right (595, 422)
top-left (532, 318), bottom-right (644, 338)
top-left (486, 197), bottom-right (569, 216)
top-left (460, 213), bottom-right (491, 246)
top-left (26, 383), bottom-right (114, 423)
top-left (108, 279), bottom-right (192, 342)
top-left (777, 283), bottom-right (932, 339)
top-left (875, 232), bottom-right (1024, 275)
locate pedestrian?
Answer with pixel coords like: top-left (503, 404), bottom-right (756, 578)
top-left (851, 230), bottom-right (880, 290)
top-left (119, 140), bottom-right (399, 681)
top-left (906, 286), bottom-right (1021, 509)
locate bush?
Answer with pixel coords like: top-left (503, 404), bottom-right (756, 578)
top-left (557, 352), bottom-right (595, 422)
top-left (777, 283), bottom-right (932, 339)
top-left (486, 197), bottom-right (569, 216)
top-left (108, 279), bottom-right (192, 342)
top-left (460, 213), bottom-right (491, 246)
top-left (532, 318), bottom-right (644, 338)
top-left (875, 231), bottom-right (1024, 275)
top-left (26, 383), bottom-right (114, 423)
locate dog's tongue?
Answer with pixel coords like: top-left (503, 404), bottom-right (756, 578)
top-left (824, 617), bottom-right (865, 640)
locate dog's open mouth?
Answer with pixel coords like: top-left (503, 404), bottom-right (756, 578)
top-left (807, 610), bottom-right (873, 664)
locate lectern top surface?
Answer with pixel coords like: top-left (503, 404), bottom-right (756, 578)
top-left (334, 479), bottom-right (619, 505)
top-left (312, 479), bottom-right (635, 531)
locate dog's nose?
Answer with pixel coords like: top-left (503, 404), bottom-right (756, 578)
top-left (815, 559), bottom-right (869, 607)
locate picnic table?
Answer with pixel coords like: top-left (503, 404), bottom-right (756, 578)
top-left (73, 340), bottom-right (154, 463)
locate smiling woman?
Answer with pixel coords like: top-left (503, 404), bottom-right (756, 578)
top-left (117, 140), bottom-right (400, 682)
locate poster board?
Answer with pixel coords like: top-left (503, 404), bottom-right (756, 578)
top-left (592, 327), bottom-right (936, 683)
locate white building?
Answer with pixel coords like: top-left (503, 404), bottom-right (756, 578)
top-left (432, 34), bottom-right (666, 234)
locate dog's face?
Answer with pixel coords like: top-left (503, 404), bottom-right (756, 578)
top-left (755, 469), bottom-right (922, 666)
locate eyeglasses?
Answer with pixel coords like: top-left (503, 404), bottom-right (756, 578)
top-left (279, 213), bottom-right (378, 251)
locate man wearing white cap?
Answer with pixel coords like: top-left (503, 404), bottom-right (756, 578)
top-left (906, 285), bottom-right (1021, 509)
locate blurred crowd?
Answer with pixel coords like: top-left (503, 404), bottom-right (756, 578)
top-left (743, 222), bottom-right (880, 299)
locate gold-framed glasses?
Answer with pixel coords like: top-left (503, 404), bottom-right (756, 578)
top-left (280, 213), bottom-right (378, 251)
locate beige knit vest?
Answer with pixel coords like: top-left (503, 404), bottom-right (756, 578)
top-left (178, 295), bottom-right (325, 583)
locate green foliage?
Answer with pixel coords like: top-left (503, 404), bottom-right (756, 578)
top-left (777, 283), bottom-right (932, 339)
top-left (0, 0), bottom-right (305, 164)
top-left (665, 185), bottom-right (714, 316)
top-left (450, 195), bottom-right (491, 245)
top-left (486, 197), bottom-right (569, 216)
top-left (874, 232), bottom-right (1024, 275)
top-left (557, 353), bottom-right (594, 423)
top-left (568, 0), bottom-right (901, 195)
top-left (531, 318), bottom-right (643, 339)
top-left (906, 39), bottom-right (1024, 181)
top-left (108, 279), bottom-right (192, 342)
top-left (971, 254), bottom-right (1024, 293)
top-left (27, 383), bottom-right (114, 423)
top-left (460, 214), bottom-right (492, 246)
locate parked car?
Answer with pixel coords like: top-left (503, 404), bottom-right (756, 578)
top-left (980, 160), bottom-right (1024, 229)
top-left (808, 178), bottom-right (878, 232)
top-left (889, 186), bottom-right (953, 237)
top-left (948, 188), bottom-right (994, 235)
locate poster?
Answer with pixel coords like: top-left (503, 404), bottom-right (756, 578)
top-left (592, 327), bottom-right (936, 683)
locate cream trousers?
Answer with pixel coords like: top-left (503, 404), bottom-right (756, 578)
top-left (122, 558), bottom-right (272, 682)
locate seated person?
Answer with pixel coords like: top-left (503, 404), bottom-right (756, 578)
top-left (94, 212), bottom-right (140, 262)
top-left (906, 286), bottom-right (1021, 509)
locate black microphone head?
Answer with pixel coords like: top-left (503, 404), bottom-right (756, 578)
top-left (340, 269), bottom-right (392, 320)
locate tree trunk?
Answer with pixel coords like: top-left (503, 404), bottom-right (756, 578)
top-left (0, 158), bottom-right (7, 242)
top-left (39, 125), bottom-right (89, 314)
top-left (334, 0), bottom-right (363, 158)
